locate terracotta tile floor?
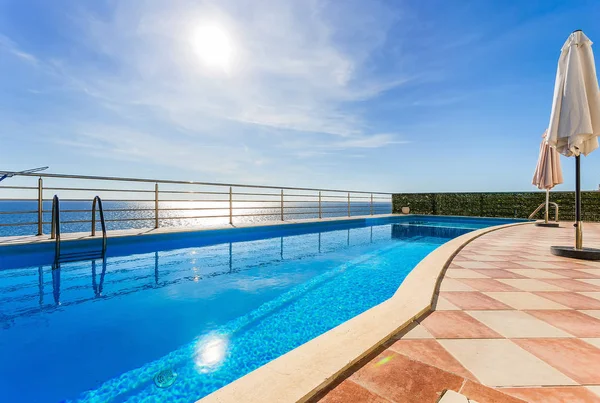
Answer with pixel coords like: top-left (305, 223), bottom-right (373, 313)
top-left (318, 223), bottom-right (600, 402)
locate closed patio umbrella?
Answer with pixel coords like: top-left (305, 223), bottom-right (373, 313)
top-left (532, 131), bottom-right (563, 225)
top-left (545, 30), bottom-right (600, 258)
top-left (0, 166), bottom-right (48, 182)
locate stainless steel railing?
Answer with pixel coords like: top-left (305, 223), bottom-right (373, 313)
top-left (0, 171), bottom-right (393, 236)
top-left (51, 195), bottom-right (60, 258)
top-left (50, 195), bottom-right (108, 266)
top-left (91, 196), bottom-right (108, 253)
top-left (528, 202), bottom-right (559, 222)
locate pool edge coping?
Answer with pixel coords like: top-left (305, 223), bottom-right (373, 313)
top-left (197, 220), bottom-right (533, 403)
top-left (0, 214), bottom-right (402, 246)
top-left (0, 214), bottom-right (405, 267)
top-left (0, 213), bottom-right (529, 248)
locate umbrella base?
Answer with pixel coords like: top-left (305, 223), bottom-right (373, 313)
top-left (551, 246), bottom-right (600, 261)
top-left (535, 221), bottom-right (560, 228)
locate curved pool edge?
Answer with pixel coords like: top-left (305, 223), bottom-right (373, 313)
top-left (198, 220), bottom-right (533, 403)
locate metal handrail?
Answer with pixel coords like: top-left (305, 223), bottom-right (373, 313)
top-left (51, 195), bottom-right (60, 260)
top-left (528, 202), bottom-right (559, 221)
top-left (0, 171), bottom-right (394, 237)
top-left (51, 195), bottom-right (108, 265)
top-left (91, 196), bottom-right (107, 254)
top-left (0, 171), bottom-right (392, 195)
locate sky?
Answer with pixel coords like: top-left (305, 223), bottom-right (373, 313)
top-left (1, 0), bottom-right (600, 193)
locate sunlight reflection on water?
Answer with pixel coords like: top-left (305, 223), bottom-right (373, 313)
top-left (194, 334), bottom-right (229, 374)
top-left (0, 200), bottom-right (392, 236)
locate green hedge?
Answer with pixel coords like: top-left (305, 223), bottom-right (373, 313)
top-left (392, 191), bottom-right (600, 221)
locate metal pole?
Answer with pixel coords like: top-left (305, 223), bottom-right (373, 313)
top-left (154, 183), bottom-right (159, 229)
top-left (318, 191), bottom-right (322, 219)
top-left (229, 187), bottom-right (233, 225)
top-left (575, 155), bottom-right (583, 249)
top-left (280, 189), bottom-right (284, 221)
top-left (347, 192), bottom-right (350, 217)
top-left (545, 189), bottom-right (549, 224)
top-left (370, 193), bottom-right (373, 216)
top-left (37, 177), bottom-right (43, 235)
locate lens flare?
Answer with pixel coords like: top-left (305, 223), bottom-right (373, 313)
top-left (374, 355), bottom-right (393, 367)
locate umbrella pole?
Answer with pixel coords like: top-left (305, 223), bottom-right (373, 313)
top-left (545, 189), bottom-right (550, 224)
top-left (551, 154), bottom-right (600, 259)
top-left (576, 155), bottom-right (583, 249)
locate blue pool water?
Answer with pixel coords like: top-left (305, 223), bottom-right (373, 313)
top-left (0, 216), bottom-right (522, 402)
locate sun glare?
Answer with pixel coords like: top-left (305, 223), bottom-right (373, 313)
top-left (191, 23), bottom-right (235, 72)
top-left (194, 334), bottom-right (229, 373)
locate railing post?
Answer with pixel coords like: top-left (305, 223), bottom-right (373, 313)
top-left (37, 177), bottom-right (43, 235)
top-left (370, 193), bottom-right (373, 216)
top-left (229, 186), bottom-right (233, 225)
top-left (154, 183), bottom-right (159, 229)
top-left (347, 192), bottom-right (350, 217)
top-left (280, 189), bottom-right (284, 221)
top-left (318, 191), bottom-right (322, 219)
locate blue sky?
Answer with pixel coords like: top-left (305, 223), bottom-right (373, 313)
top-left (1, 0), bottom-right (600, 192)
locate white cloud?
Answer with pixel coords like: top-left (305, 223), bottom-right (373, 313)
top-left (0, 0), bottom-right (420, 185)
top-left (53, 123), bottom-right (265, 176)
top-left (0, 34), bottom-right (37, 64)
top-left (56, 0), bottom-right (412, 139)
top-left (329, 134), bottom-right (409, 149)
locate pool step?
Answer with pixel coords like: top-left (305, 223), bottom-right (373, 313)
top-left (56, 250), bottom-right (105, 264)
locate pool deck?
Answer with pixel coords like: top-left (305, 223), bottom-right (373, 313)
top-left (317, 222), bottom-right (600, 403)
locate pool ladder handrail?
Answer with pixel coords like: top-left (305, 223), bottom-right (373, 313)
top-left (51, 195), bottom-right (61, 260)
top-left (528, 202), bottom-right (559, 222)
top-left (51, 195), bottom-right (107, 266)
top-left (91, 196), bottom-right (108, 253)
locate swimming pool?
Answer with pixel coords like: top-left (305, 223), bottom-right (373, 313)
top-left (0, 216), bottom-right (523, 402)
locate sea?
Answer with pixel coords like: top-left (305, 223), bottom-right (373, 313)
top-left (0, 200), bottom-right (392, 237)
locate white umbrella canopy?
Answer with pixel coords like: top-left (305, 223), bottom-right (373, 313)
top-left (546, 30), bottom-right (600, 156)
top-left (545, 30), bottom-right (600, 254)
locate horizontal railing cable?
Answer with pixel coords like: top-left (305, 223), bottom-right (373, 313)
top-left (0, 171), bottom-right (394, 236)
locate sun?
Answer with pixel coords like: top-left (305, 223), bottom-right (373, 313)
top-left (190, 23), bottom-right (235, 72)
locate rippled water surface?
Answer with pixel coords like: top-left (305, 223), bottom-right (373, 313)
top-left (0, 216), bottom-right (520, 402)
